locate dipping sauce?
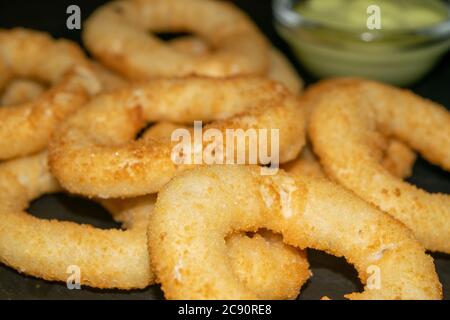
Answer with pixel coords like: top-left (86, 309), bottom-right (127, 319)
top-left (275, 0), bottom-right (450, 85)
top-left (295, 0), bottom-right (448, 31)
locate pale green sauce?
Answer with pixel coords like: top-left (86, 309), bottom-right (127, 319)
top-left (278, 0), bottom-right (450, 85)
top-left (295, 0), bottom-right (448, 30)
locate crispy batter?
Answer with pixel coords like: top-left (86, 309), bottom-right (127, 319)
top-left (381, 140), bottom-right (417, 179)
top-left (148, 165), bottom-right (442, 300)
top-left (169, 36), bottom-right (303, 94)
top-left (0, 153), bottom-right (153, 289)
top-left (308, 78), bottom-right (450, 253)
top-left (300, 76), bottom-right (417, 177)
top-left (0, 153), bottom-right (310, 295)
top-left (49, 77), bottom-right (305, 198)
top-left (283, 142), bottom-right (416, 180)
top-left (268, 48), bottom-right (303, 95)
top-left (226, 232), bottom-right (309, 300)
top-left (0, 29), bottom-right (101, 160)
top-left (282, 146), bottom-right (327, 178)
top-left (83, 0), bottom-right (270, 79)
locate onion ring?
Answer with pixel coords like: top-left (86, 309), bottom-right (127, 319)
top-left (169, 36), bottom-right (303, 94)
top-left (0, 28), bottom-right (101, 160)
top-left (146, 121), bottom-right (415, 181)
top-left (0, 63), bottom-right (125, 102)
top-left (104, 197), bottom-right (310, 299)
top-left (299, 76), bottom-right (417, 177)
top-left (148, 165), bottom-right (442, 300)
top-left (307, 78), bottom-right (450, 253)
top-left (0, 152), bottom-right (310, 297)
top-left (49, 76), bottom-right (305, 198)
top-left (0, 152), bottom-right (151, 289)
top-left (83, 0), bottom-right (270, 79)
top-left (284, 141), bottom-right (416, 180)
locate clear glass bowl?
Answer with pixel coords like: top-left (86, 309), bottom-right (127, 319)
top-left (273, 0), bottom-right (450, 85)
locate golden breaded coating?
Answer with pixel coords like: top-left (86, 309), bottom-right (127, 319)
top-left (226, 232), bottom-right (310, 300)
top-left (83, 0), bottom-right (270, 79)
top-left (0, 152), bottom-right (153, 289)
top-left (267, 48), bottom-right (303, 95)
top-left (0, 29), bottom-right (101, 160)
top-left (282, 146), bottom-right (327, 178)
top-left (169, 36), bottom-right (303, 94)
top-left (308, 78), bottom-right (450, 253)
top-left (49, 76), bottom-right (305, 198)
top-left (381, 140), bottom-right (417, 179)
top-left (148, 165), bottom-right (442, 300)
top-left (104, 121), bottom-right (311, 296)
top-left (0, 153), bottom-right (310, 295)
top-left (107, 194), bottom-right (311, 299)
top-left (284, 143), bottom-right (416, 180)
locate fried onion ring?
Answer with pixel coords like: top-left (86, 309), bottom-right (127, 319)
top-left (299, 76), bottom-right (417, 177)
top-left (169, 36), bottom-right (303, 94)
top-left (83, 0), bottom-right (270, 79)
top-left (0, 152), bottom-right (152, 289)
top-left (0, 28), bottom-right (100, 160)
top-left (105, 197), bottom-right (310, 299)
top-left (0, 63), bottom-right (127, 102)
top-left (146, 122), bottom-right (415, 181)
top-left (0, 152), bottom-right (310, 296)
top-left (308, 78), bottom-right (450, 253)
top-left (49, 76), bottom-right (305, 198)
top-left (283, 142), bottom-right (416, 180)
top-left (148, 165), bottom-right (442, 300)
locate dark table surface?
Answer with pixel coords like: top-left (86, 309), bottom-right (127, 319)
top-left (0, 0), bottom-right (449, 300)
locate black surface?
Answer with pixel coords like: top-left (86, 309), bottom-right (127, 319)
top-left (0, 0), bottom-right (449, 300)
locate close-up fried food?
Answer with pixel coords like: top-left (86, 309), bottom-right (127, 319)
top-left (0, 0), bottom-right (448, 304)
top-left (0, 29), bottom-right (100, 160)
top-left (0, 153), bottom-right (310, 296)
top-left (148, 165), bottom-right (442, 300)
top-left (83, 0), bottom-right (269, 79)
top-left (307, 78), bottom-right (450, 253)
top-left (48, 76), bottom-right (305, 198)
top-left (169, 35), bottom-right (304, 94)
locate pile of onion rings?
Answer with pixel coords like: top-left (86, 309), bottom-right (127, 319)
top-left (0, 0), bottom-right (448, 301)
top-left (83, 0), bottom-right (270, 79)
top-left (48, 76), bottom-right (305, 198)
top-left (0, 152), bottom-right (309, 296)
top-left (307, 78), bottom-right (450, 253)
top-left (0, 29), bottom-right (101, 160)
top-left (148, 165), bottom-right (442, 300)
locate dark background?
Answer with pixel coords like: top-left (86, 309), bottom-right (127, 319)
top-left (0, 0), bottom-right (448, 300)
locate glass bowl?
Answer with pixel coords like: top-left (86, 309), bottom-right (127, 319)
top-left (273, 0), bottom-right (450, 86)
